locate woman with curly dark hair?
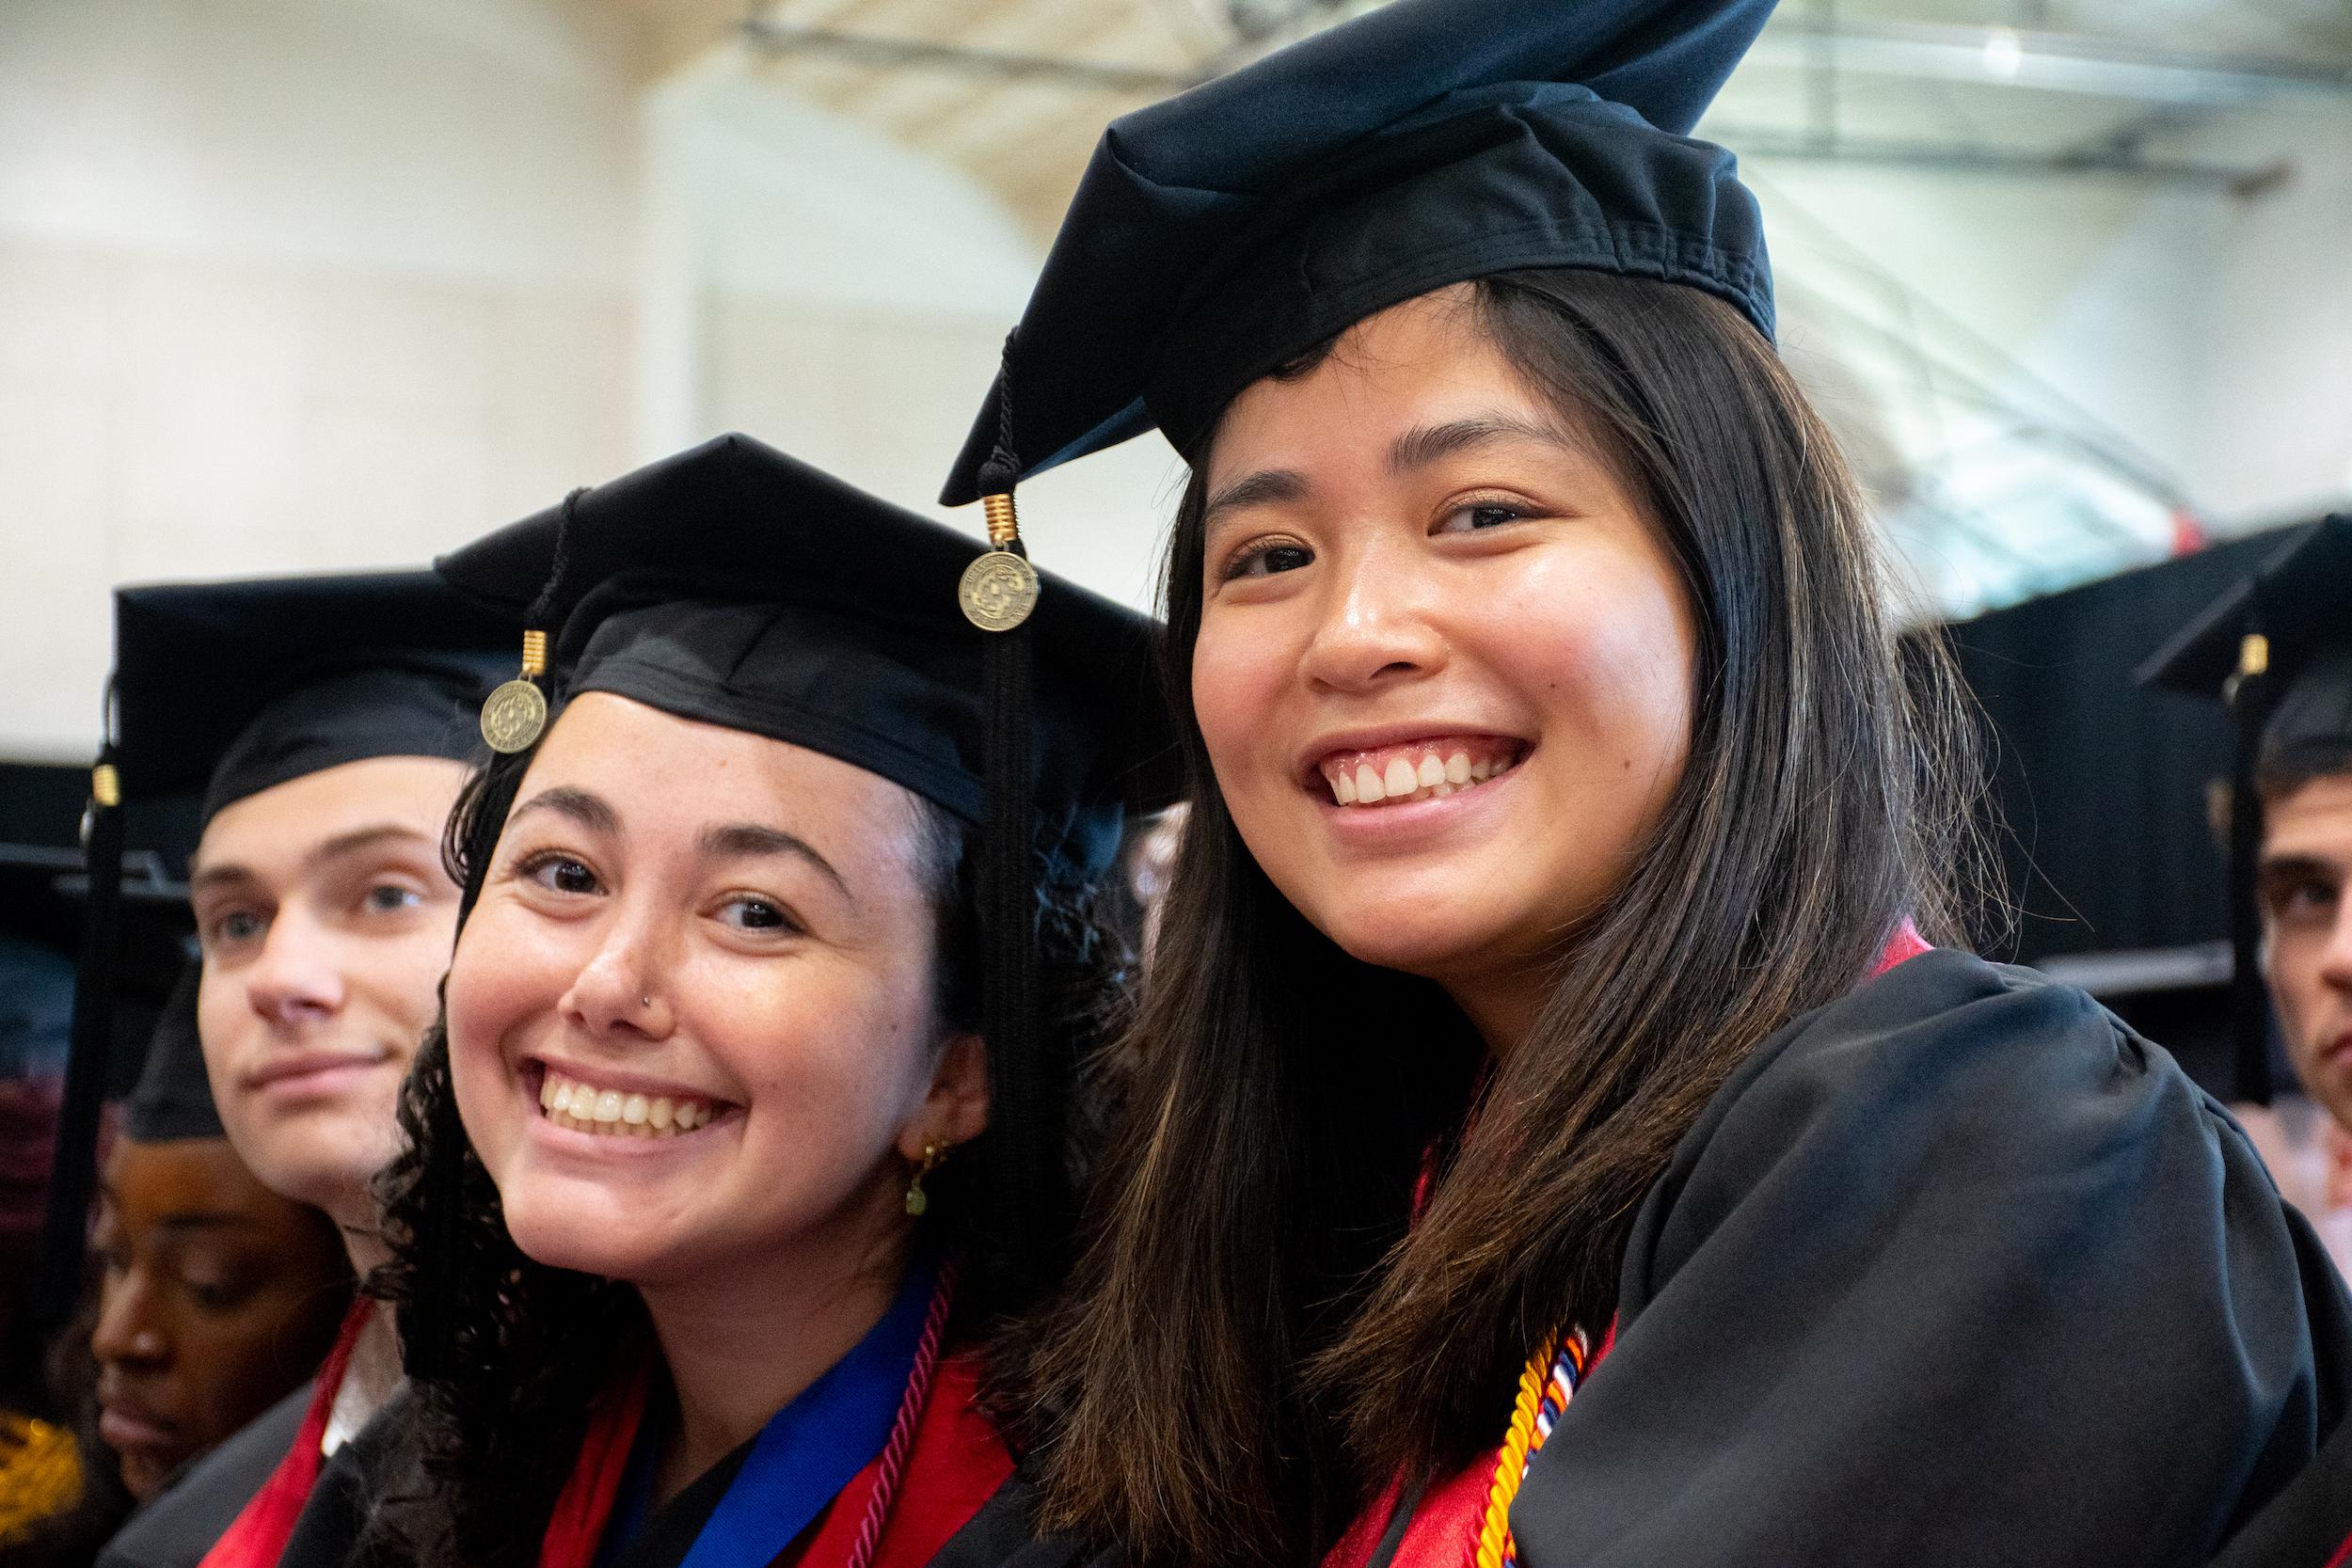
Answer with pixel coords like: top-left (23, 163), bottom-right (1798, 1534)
top-left (935, 1), bottom-right (2352, 1565)
top-left (348, 434), bottom-right (1169, 1568)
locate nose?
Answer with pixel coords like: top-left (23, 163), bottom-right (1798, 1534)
top-left (1295, 532), bottom-right (1447, 694)
top-left (242, 907), bottom-right (347, 1028)
top-left (91, 1267), bottom-right (168, 1370)
top-left (560, 901), bottom-right (676, 1041)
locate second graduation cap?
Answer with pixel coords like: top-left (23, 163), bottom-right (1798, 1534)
top-left (942, 0), bottom-right (1779, 503)
top-left (2139, 515), bottom-right (2352, 1103)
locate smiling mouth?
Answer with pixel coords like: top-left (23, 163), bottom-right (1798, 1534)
top-left (1315, 738), bottom-right (1526, 808)
top-left (537, 1068), bottom-right (729, 1138)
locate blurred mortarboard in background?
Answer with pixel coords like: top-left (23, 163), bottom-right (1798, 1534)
top-left (112, 571), bottom-right (513, 822)
top-left (121, 963), bottom-right (220, 1143)
top-left (943, 0), bottom-right (1779, 503)
top-left (2139, 515), bottom-right (2352, 1103)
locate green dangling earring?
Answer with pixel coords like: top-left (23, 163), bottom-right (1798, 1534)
top-left (905, 1141), bottom-right (948, 1217)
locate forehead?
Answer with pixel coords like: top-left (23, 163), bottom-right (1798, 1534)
top-left (520, 692), bottom-right (928, 873)
top-left (2265, 773), bottom-right (2352, 864)
top-left (194, 754), bottom-right (467, 878)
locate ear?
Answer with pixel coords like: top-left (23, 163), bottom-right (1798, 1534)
top-left (898, 1031), bottom-right (990, 1162)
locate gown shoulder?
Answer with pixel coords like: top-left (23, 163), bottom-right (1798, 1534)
top-left (1510, 947), bottom-right (2352, 1568)
top-left (96, 1381), bottom-right (311, 1568)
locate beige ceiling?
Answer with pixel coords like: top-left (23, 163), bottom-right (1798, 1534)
top-left (598, 0), bottom-right (2352, 238)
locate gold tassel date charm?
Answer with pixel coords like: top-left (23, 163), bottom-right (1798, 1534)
top-left (959, 493), bottom-right (1040, 632)
top-left (481, 628), bottom-right (550, 753)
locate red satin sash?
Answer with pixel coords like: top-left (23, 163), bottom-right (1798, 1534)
top-left (194, 1299), bottom-right (373, 1568)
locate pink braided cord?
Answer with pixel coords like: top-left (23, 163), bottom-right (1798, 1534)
top-left (843, 1267), bottom-right (956, 1568)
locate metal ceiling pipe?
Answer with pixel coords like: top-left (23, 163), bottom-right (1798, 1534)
top-left (1749, 18), bottom-right (2352, 108)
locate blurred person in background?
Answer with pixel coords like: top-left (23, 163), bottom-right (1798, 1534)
top-left (92, 964), bottom-right (352, 1505)
top-left (2144, 518), bottom-right (2352, 1152)
top-left (2153, 516), bottom-right (2352, 1568)
top-left (87, 574), bottom-right (505, 1568)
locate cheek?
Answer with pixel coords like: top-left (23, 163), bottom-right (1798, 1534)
top-left (1504, 551), bottom-right (1693, 778)
top-left (444, 911), bottom-right (555, 1121)
top-left (1192, 611), bottom-right (1299, 800)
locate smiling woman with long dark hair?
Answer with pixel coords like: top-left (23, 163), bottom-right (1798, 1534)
top-left (346, 436), bottom-right (1168, 1568)
top-left (938, 2), bottom-right (2352, 1565)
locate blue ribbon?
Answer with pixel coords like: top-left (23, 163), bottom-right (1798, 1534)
top-left (674, 1260), bottom-right (936, 1568)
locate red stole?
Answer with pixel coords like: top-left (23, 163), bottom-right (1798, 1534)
top-left (538, 1352), bottom-right (1013, 1568)
top-left (1325, 923), bottom-right (1934, 1568)
top-left (195, 1299), bottom-right (373, 1568)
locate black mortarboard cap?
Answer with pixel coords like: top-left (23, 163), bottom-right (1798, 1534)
top-left (941, 0), bottom-right (1777, 502)
top-left (436, 435), bottom-right (1176, 876)
top-left (437, 435), bottom-right (1176, 1311)
top-left (122, 963), bottom-right (221, 1143)
top-left (2138, 515), bottom-right (2352, 1103)
top-left (112, 571), bottom-right (514, 822)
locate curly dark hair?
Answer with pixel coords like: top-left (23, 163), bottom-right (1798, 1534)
top-left (357, 700), bottom-right (1134, 1568)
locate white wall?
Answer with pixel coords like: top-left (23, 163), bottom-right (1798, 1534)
top-left (0, 0), bottom-right (641, 760)
top-left (0, 2), bottom-right (1181, 764)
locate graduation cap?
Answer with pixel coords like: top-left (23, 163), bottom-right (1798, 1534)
top-left (940, 0), bottom-right (1778, 504)
top-left (2138, 515), bottom-right (2352, 1104)
top-left (121, 963), bottom-right (221, 1144)
top-left (435, 433), bottom-right (1177, 1304)
top-left (32, 572), bottom-right (510, 1334)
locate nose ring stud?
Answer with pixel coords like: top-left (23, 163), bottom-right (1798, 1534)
top-left (639, 996), bottom-right (652, 1009)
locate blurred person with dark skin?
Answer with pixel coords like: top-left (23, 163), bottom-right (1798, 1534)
top-left (92, 964), bottom-right (351, 1503)
top-left (85, 574), bottom-right (506, 1568)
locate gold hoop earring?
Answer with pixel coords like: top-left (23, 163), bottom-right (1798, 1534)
top-left (905, 1141), bottom-right (949, 1216)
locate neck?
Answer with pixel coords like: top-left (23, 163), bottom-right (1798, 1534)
top-left (639, 1181), bottom-right (911, 1508)
top-left (1441, 961), bottom-right (1551, 1061)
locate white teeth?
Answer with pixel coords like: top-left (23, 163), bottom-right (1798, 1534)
top-left (537, 1072), bottom-right (715, 1139)
top-left (1324, 749), bottom-right (1518, 809)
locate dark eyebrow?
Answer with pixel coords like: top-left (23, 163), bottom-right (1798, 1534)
top-left (2259, 852), bottom-right (2344, 882)
top-left (190, 822), bottom-right (437, 895)
top-left (1202, 468), bottom-right (1311, 529)
top-left (508, 786), bottom-right (621, 837)
top-left (698, 823), bottom-right (851, 901)
top-left (1388, 415), bottom-right (1582, 475)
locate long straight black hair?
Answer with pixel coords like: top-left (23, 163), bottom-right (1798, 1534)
top-left (1018, 269), bottom-right (1990, 1565)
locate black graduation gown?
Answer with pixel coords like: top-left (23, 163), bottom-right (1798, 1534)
top-left (96, 1383), bottom-right (308, 1568)
top-left (94, 1384), bottom-right (405, 1568)
top-left (1498, 948), bottom-right (2352, 1567)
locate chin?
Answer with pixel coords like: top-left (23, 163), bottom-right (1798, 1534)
top-left (501, 1200), bottom-right (668, 1282)
top-left (1311, 902), bottom-right (1510, 982)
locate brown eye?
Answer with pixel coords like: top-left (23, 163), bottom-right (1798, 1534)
top-left (521, 852), bottom-right (602, 896)
top-left (1226, 540), bottom-right (1314, 579)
